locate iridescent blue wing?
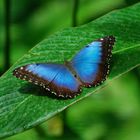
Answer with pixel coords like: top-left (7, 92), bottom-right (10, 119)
top-left (13, 64), bottom-right (82, 98)
top-left (70, 36), bottom-right (115, 87)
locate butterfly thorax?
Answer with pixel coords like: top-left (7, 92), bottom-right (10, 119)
top-left (64, 61), bottom-right (77, 77)
top-left (64, 61), bottom-right (82, 83)
top-left (64, 61), bottom-right (74, 73)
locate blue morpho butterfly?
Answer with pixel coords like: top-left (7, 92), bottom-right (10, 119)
top-left (13, 36), bottom-right (115, 98)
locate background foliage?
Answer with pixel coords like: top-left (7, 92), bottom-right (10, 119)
top-left (0, 0), bottom-right (140, 140)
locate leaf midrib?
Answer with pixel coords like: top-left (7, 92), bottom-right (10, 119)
top-left (113, 44), bottom-right (140, 54)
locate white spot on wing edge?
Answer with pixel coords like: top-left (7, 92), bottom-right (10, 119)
top-left (20, 67), bottom-right (24, 70)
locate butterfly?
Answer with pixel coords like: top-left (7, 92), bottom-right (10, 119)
top-left (13, 36), bottom-right (115, 98)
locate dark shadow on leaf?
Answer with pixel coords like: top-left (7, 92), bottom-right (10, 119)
top-left (19, 83), bottom-right (47, 96)
top-left (18, 83), bottom-right (69, 100)
top-left (125, 0), bottom-right (139, 5)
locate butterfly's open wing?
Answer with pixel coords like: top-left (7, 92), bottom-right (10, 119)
top-left (13, 36), bottom-right (115, 98)
top-left (13, 64), bottom-right (82, 98)
top-left (70, 36), bottom-right (115, 87)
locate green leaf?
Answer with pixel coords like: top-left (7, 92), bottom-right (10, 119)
top-left (0, 3), bottom-right (140, 138)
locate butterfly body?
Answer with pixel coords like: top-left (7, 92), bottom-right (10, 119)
top-left (13, 36), bottom-right (115, 98)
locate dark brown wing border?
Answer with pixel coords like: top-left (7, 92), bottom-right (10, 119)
top-left (92, 36), bottom-right (115, 86)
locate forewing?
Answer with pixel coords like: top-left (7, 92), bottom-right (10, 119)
top-left (13, 63), bottom-right (81, 98)
top-left (71, 36), bottom-right (115, 87)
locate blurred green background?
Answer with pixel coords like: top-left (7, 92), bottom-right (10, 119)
top-left (1, 0), bottom-right (140, 140)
